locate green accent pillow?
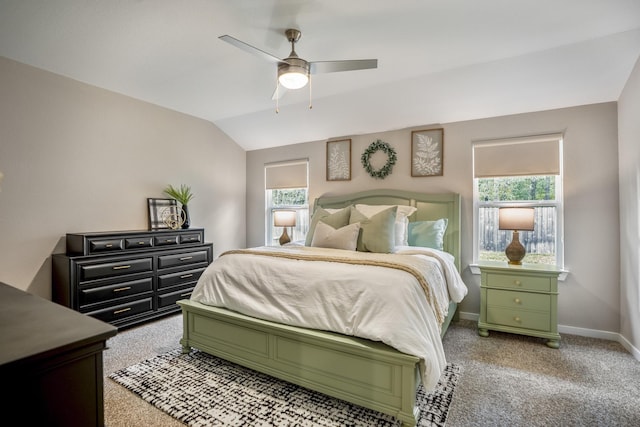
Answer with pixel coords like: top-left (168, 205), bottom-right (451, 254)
top-left (408, 218), bottom-right (448, 250)
top-left (349, 206), bottom-right (397, 253)
top-left (305, 206), bottom-right (352, 246)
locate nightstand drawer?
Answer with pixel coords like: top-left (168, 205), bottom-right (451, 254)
top-left (487, 307), bottom-right (550, 332)
top-left (79, 258), bottom-right (153, 281)
top-left (487, 289), bottom-right (551, 311)
top-left (79, 277), bottom-right (153, 307)
top-left (485, 272), bottom-right (551, 292)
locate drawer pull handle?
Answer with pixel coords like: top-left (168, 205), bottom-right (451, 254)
top-left (138, 241), bottom-right (145, 245)
top-left (106, 244), bottom-right (113, 248)
top-left (180, 293), bottom-right (192, 297)
top-left (179, 256), bottom-right (193, 261)
top-left (514, 280), bottom-right (522, 286)
top-left (514, 298), bottom-right (522, 304)
top-left (113, 307), bottom-right (132, 315)
top-left (113, 286), bottom-right (132, 293)
top-left (165, 239), bottom-right (174, 242)
top-left (113, 265), bottom-right (131, 270)
top-left (514, 316), bottom-right (521, 322)
top-left (180, 274), bottom-right (194, 279)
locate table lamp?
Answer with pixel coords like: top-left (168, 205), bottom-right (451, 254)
top-left (274, 210), bottom-right (296, 245)
top-left (499, 207), bottom-right (535, 265)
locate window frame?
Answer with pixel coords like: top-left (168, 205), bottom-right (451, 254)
top-left (472, 176), bottom-right (564, 267)
top-left (472, 135), bottom-right (565, 269)
top-left (264, 159), bottom-right (310, 246)
top-left (265, 189), bottom-right (309, 246)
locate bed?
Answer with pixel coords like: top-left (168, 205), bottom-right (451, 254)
top-left (178, 189), bottom-right (464, 427)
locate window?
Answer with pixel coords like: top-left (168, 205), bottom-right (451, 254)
top-left (265, 160), bottom-right (309, 246)
top-left (473, 134), bottom-right (563, 267)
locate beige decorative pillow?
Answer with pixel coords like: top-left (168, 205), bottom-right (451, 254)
top-left (310, 222), bottom-right (361, 251)
top-left (349, 206), bottom-right (398, 253)
top-left (305, 206), bottom-right (352, 246)
top-left (354, 204), bottom-right (417, 246)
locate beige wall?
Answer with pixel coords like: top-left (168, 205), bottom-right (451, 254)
top-left (0, 57), bottom-right (247, 299)
top-left (618, 55), bottom-right (640, 353)
top-left (247, 102), bottom-right (621, 333)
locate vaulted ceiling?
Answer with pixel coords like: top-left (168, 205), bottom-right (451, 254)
top-left (1, 0), bottom-right (639, 150)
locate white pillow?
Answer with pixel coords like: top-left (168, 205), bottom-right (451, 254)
top-left (354, 204), bottom-right (417, 246)
top-left (354, 204), bottom-right (417, 218)
top-left (310, 222), bottom-right (361, 251)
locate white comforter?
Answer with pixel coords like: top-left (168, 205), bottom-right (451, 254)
top-left (190, 245), bottom-right (467, 390)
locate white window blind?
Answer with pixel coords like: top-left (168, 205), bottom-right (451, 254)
top-left (265, 160), bottom-right (308, 190)
top-left (473, 134), bottom-right (562, 178)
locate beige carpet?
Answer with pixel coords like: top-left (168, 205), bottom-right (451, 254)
top-left (104, 315), bottom-right (640, 426)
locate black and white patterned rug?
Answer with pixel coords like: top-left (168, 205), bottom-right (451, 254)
top-left (109, 349), bottom-right (460, 427)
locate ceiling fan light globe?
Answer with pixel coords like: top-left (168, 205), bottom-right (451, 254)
top-left (278, 59), bottom-right (310, 90)
top-left (279, 71), bottom-right (308, 89)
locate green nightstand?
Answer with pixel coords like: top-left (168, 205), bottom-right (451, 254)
top-left (477, 261), bottom-right (562, 348)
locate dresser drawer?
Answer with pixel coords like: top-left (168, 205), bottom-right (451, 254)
top-left (154, 235), bottom-right (179, 246)
top-left (158, 267), bottom-right (205, 290)
top-left (125, 237), bottom-right (153, 249)
top-left (86, 298), bottom-right (153, 323)
top-left (487, 289), bottom-right (551, 311)
top-left (158, 250), bottom-right (210, 269)
top-left (79, 277), bottom-right (153, 307)
top-left (487, 307), bottom-right (550, 332)
top-left (79, 258), bottom-right (153, 281)
top-left (485, 272), bottom-right (551, 292)
top-left (180, 233), bottom-right (202, 244)
top-left (89, 239), bottom-right (124, 253)
top-left (158, 286), bottom-right (195, 309)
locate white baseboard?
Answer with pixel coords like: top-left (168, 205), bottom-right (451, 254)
top-left (456, 311), bottom-right (640, 361)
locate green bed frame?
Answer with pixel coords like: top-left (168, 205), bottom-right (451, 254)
top-left (179, 189), bottom-right (461, 426)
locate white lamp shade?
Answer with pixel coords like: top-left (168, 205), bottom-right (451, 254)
top-left (499, 208), bottom-right (534, 231)
top-left (274, 210), bottom-right (296, 227)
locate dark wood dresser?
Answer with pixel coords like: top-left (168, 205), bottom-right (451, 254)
top-left (0, 282), bottom-right (117, 427)
top-left (52, 228), bottom-right (213, 329)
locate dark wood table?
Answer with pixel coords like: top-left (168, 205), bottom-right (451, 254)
top-left (0, 282), bottom-right (117, 426)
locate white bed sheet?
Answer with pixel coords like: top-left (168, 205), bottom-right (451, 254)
top-left (190, 245), bottom-right (467, 390)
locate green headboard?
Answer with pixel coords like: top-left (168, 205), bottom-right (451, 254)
top-left (314, 189), bottom-right (461, 271)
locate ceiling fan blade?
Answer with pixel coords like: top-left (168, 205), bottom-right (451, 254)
top-left (219, 35), bottom-right (283, 64)
top-left (310, 59), bottom-right (378, 74)
top-left (271, 85), bottom-right (287, 100)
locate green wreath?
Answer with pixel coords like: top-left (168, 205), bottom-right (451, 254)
top-left (361, 139), bottom-right (397, 179)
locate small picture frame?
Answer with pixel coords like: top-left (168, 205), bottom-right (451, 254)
top-left (147, 198), bottom-right (177, 230)
top-left (411, 128), bottom-right (444, 177)
top-left (326, 139), bottom-right (351, 181)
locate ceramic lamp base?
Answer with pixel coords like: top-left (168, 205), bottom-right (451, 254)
top-left (279, 228), bottom-right (291, 246)
top-left (505, 230), bottom-right (526, 265)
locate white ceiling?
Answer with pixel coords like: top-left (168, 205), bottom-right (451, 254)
top-left (1, 0), bottom-right (639, 151)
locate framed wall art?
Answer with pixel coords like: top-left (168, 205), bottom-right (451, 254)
top-left (326, 139), bottom-right (351, 181)
top-left (411, 128), bottom-right (444, 177)
top-left (147, 198), bottom-right (178, 230)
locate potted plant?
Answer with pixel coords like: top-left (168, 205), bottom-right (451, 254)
top-left (164, 184), bottom-right (194, 229)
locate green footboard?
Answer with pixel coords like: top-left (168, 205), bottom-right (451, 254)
top-left (178, 299), bottom-right (423, 426)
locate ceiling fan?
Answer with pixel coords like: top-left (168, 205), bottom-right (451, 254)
top-left (219, 29), bottom-right (378, 100)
